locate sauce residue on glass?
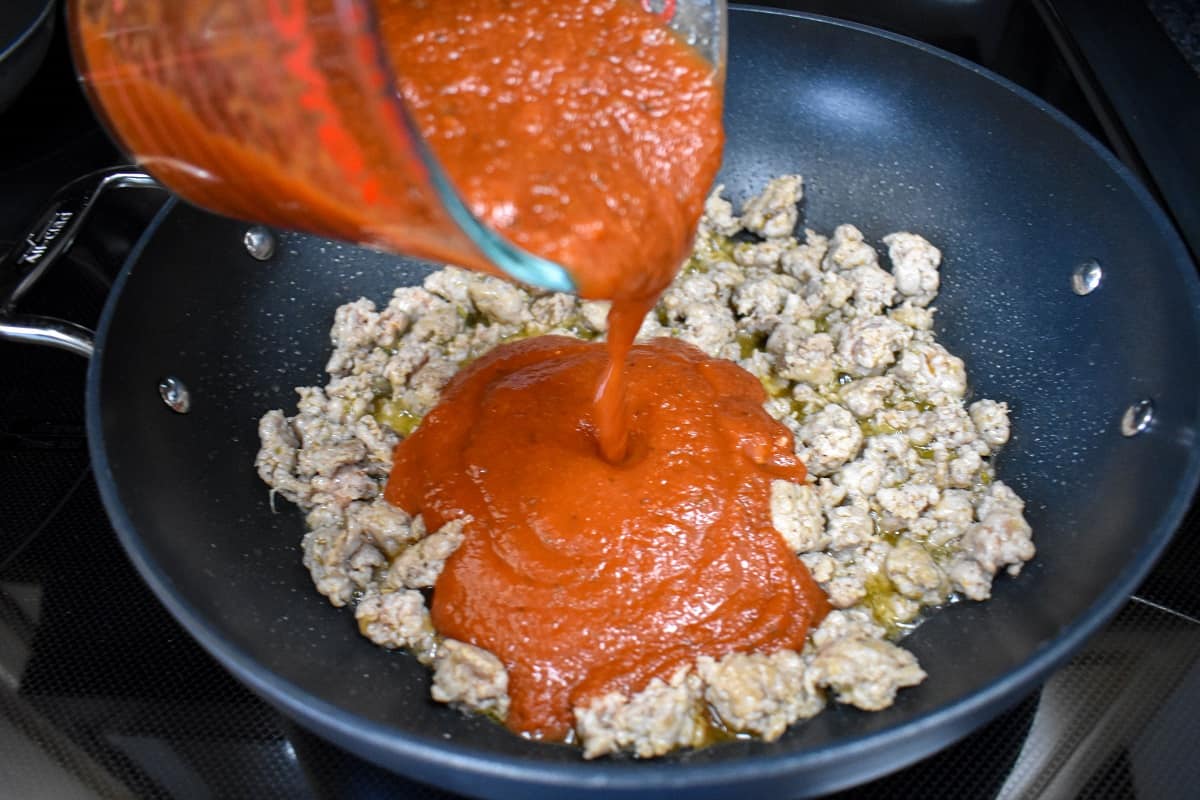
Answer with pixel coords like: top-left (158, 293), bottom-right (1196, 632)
top-left (386, 336), bottom-right (830, 739)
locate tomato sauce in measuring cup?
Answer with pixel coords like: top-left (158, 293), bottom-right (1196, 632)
top-left (70, 0), bottom-right (724, 305)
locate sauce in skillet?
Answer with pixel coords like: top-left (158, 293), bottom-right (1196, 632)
top-left (386, 336), bottom-right (830, 738)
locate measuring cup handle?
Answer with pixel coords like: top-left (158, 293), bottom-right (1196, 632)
top-left (0, 166), bottom-right (160, 358)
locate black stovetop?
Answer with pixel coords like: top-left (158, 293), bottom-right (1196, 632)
top-left (3, 2), bottom-right (1200, 798)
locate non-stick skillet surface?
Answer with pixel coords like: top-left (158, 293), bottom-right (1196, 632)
top-left (88, 8), bottom-right (1200, 799)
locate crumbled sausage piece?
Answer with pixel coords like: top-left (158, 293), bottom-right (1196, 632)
top-left (529, 293), bottom-right (579, 329)
top-left (810, 272), bottom-right (855, 317)
top-left (356, 585), bottom-right (437, 663)
top-left (407, 356), bottom-right (462, 412)
top-left (835, 457), bottom-right (885, 501)
top-left (780, 229), bottom-right (829, 281)
top-left (733, 239), bottom-right (790, 269)
top-left (303, 521), bottom-right (386, 607)
top-left (345, 498), bottom-right (418, 559)
top-left (922, 404), bottom-right (978, 448)
top-left (310, 464), bottom-right (379, 508)
top-left (890, 301), bottom-right (936, 330)
top-left (883, 232), bottom-right (941, 307)
top-left (846, 262), bottom-right (898, 316)
top-left (580, 300), bottom-right (611, 332)
top-left (970, 399), bottom-right (1011, 448)
top-left (946, 559), bottom-right (992, 603)
top-left (707, 258), bottom-right (748, 297)
top-left (795, 404), bottom-right (864, 476)
top-left (740, 174), bottom-right (802, 238)
top-left (409, 298), bottom-right (468, 345)
top-left (468, 275), bottom-right (529, 325)
top-left (387, 518), bottom-right (468, 589)
top-left (574, 667), bottom-right (706, 759)
top-left (826, 505), bottom-right (874, 550)
top-left (814, 476), bottom-right (848, 509)
top-left (932, 488), bottom-right (974, 525)
top-left (676, 304), bottom-right (738, 358)
top-left (824, 576), bottom-right (868, 609)
top-left (354, 415), bottom-right (400, 471)
top-left (430, 639), bottom-right (510, 718)
top-left (327, 299), bottom-right (395, 371)
top-left (886, 539), bottom-right (950, 604)
top-left (948, 448), bottom-right (985, 488)
top-left (770, 480), bottom-right (828, 552)
top-left (976, 480), bottom-right (1023, 518)
top-left (948, 482), bottom-right (1035, 599)
top-left (381, 342), bottom-right (432, 394)
top-left (734, 270), bottom-right (801, 320)
top-left (823, 224), bottom-right (878, 272)
top-left (810, 637), bottom-right (926, 711)
top-left (840, 376), bottom-right (897, 419)
top-left (769, 327), bottom-right (836, 385)
top-left (423, 266), bottom-right (474, 309)
top-left (823, 541), bottom-right (892, 609)
top-left (801, 552), bottom-right (836, 583)
top-left (893, 341), bottom-right (967, 403)
top-left (963, 502), bottom-right (1034, 576)
top-left (702, 184), bottom-right (742, 236)
top-left (927, 489), bottom-right (975, 546)
top-left (740, 349), bottom-right (778, 383)
top-left (662, 272), bottom-right (723, 315)
top-left (876, 484), bottom-right (940, 527)
top-left (697, 650), bottom-right (825, 739)
top-left (298, 438), bottom-right (367, 481)
top-left (256, 410), bottom-right (310, 506)
top-left (810, 608), bottom-right (887, 649)
top-left (837, 316), bottom-right (913, 376)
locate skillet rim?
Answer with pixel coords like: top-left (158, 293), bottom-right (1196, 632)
top-left (0, 0), bottom-right (54, 63)
top-left (86, 5), bottom-right (1200, 795)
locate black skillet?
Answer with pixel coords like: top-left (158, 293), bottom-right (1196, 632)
top-left (4, 7), bottom-right (1200, 799)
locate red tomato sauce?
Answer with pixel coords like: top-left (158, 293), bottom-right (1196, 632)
top-left (386, 336), bottom-right (830, 738)
top-left (74, 0), bottom-right (722, 306)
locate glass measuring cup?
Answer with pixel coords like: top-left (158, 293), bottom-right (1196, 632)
top-left (67, 0), bottom-right (726, 294)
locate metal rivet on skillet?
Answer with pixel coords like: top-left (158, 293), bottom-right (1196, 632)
top-left (1121, 398), bottom-right (1153, 437)
top-left (1071, 258), bottom-right (1102, 295)
top-left (159, 376), bottom-right (192, 414)
top-left (243, 225), bottom-right (277, 261)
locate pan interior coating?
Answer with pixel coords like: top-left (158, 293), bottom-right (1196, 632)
top-left (87, 9), bottom-right (1200, 797)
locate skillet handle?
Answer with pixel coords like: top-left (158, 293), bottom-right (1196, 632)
top-left (0, 166), bottom-right (160, 358)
